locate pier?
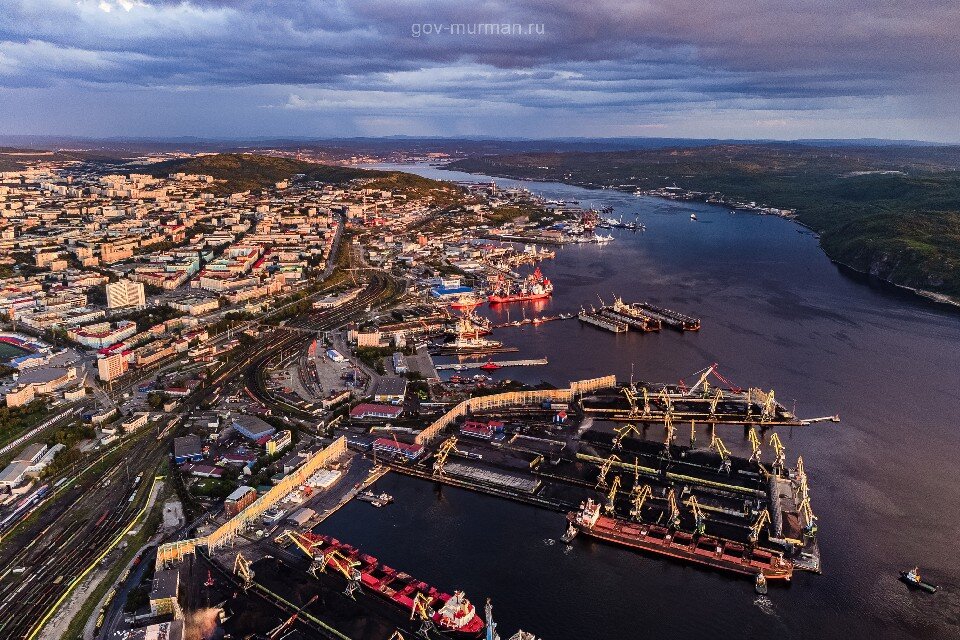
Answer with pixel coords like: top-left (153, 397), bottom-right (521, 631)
top-left (436, 357), bottom-right (548, 371)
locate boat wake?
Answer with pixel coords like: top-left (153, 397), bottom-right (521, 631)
top-left (753, 595), bottom-right (777, 617)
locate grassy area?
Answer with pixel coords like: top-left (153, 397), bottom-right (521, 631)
top-left (0, 399), bottom-right (49, 451)
top-left (449, 144), bottom-right (960, 297)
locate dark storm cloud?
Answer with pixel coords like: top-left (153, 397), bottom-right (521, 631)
top-left (0, 0), bottom-right (957, 138)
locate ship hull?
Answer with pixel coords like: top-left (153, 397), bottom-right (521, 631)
top-left (568, 513), bottom-right (793, 581)
top-left (488, 292), bottom-right (551, 304)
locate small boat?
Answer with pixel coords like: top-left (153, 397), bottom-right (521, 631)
top-left (900, 567), bottom-right (938, 593)
top-left (754, 573), bottom-right (768, 594)
top-left (480, 360), bottom-right (501, 371)
top-left (690, 213), bottom-right (698, 221)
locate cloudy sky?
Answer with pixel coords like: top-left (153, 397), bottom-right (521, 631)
top-left (2, 0), bottom-right (958, 141)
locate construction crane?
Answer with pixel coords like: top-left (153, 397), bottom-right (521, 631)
top-left (612, 423), bottom-right (641, 450)
top-left (630, 483), bottom-right (652, 522)
top-left (685, 495), bottom-right (707, 535)
top-left (709, 433), bottom-right (732, 474)
top-left (748, 509), bottom-right (771, 544)
top-left (665, 488), bottom-right (681, 529)
top-left (267, 594), bottom-right (319, 639)
top-left (595, 454), bottom-right (620, 488)
top-left (410, 592), bottom-right (436, 637)
top-left (433, 436), bottom-right (461, 477)
top-left (233, 552), bottom-right (255, 592)
top-left (604, 474), bottom-right (621, 514)
top-left (770, 433), bottom-right (786, 473)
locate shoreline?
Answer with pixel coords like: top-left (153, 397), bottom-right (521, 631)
top-left (438, 164), bottom-right (960, 311)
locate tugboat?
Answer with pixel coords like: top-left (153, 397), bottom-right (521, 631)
top-left (900, 567), bottom-right (938, 593)
top-left (754, 573), bottom-right (768, 594)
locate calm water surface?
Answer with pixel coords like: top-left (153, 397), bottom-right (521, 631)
top-left (317, 164), bottom-right (960, 639)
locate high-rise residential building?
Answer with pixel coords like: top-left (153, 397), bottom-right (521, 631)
top-left (97, 351), bottom-right (128, 381)
top-left (106, 279), bottom-right (146, 309)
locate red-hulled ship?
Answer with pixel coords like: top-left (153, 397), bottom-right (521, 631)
top-left (488, 268), bottom-right (553, 304)
top-left (287, 532), bottom-right (485, 636)
top-left (564, 499), bottom-right (793, 581)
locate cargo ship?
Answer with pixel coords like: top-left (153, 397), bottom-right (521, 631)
top-left (449, 293), bottom-right (484, 310)
top-left (564, 499), bottom-right (793, 581)
top-left (488, 268), bottom-right (553, 304)
top-left (289, 533), bottom-right (485, 636)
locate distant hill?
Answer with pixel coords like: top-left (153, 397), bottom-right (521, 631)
top-left (137, 153), bottom-right (380, 193)
top-left (448, 144), bottom-right (960, 300)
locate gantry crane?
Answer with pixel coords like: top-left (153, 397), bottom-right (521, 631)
top-left (665, 488), bottom-right (681, 529)
top-left (685, 495), bottom-right (706, 536)
top-left (612, 423), bottom-right (641, 450)
top-left (604, 474), bottom-right (621, 514)
top-left (595, 454), bottom-right (620, 488)
top-left (433, 436), bottom-right (460, 477)
top-left (709, 433), bottom-right (732, 474)
top-left (410, 592), bottom-right (436, 637)
top-left (234, 552), bottom-right (255, 592)
top-left (748, 509), bottom-right (771, 544)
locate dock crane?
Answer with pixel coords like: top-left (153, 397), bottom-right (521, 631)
top-left (622, 386), bottom-right (648, 418)
top-left (799, 496), bottom-right (818, 538)
top-left (687, 363), bottom-right (718, 398)
top-left (660, 413), bottom-right (675, 459)
top-left (433, 436), bottom-right (461, 477)
top-left (410, 592), bottom-right (436, 637)
top-left (658, 388), bottom-right (674, 417)
top-left (748, 428), bottom-right (762, 463)
top-left (685, 495), bottom-right (706, 536)
top-left (595, 454), bottom-right (620, 488)
top-left (761, 389), bottom-right (778, 423)
top-left (666, 488), bottom-right (681, 529)
top-left (630, 483), bottom-right (652, 522)
top-left (748, 509), bottom-right (771, 544)
top-left (709, 388), bottom-right (724, 417)
top-left (770, 433), bottom-right (786, 474)
top-left (604, 474), bottom-right (621, 514)
top-left (612, 423), bottom-right (641, 450)
top-left (709, 434), bottom-right (732, 474)
top-left (318, 549), bottom-right (363, 598)
top-left (266, 594), bottom-right (319, 639)
top-left (233, 552), bottom-right (255, 592)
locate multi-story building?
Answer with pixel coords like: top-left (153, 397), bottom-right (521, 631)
top-left (106, 279), bottom-right (145, 309)
top-left (97, 351), bottom-right (129, 381)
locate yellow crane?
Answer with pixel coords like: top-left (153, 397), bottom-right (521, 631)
top-left (709, 388), bottom-right (724, 416)
top-left (689, 420), bottom-right (697, 446)
top-left (770, 432), bottom-right (786, 473)
top-left (604, 474), bottom-right (621, 514)
top-left (642, 387), bottom-right (651, 417)
top-left (433, 436), bottom-right (460, 477)
top-left (622, 386), bottom-right (639, 417)
top-left (748, 428), bottom-right (762, 463)
top-left (630, 483), bottom-right (652, 522)
top-left (749, 509), bottom-right (771, 544)
top-left (661, 414), bottom-right (675, 459)
top-left (595, 454), bottom-right (621, 488)
top-left (709, 433), bottom-right (732, 474)
top-left (665, 488), bottom-right (681, 529)
top-left (233, 552), bottom-right (254, 592)
top-left (685, 495), bottom-right (706, 535)
top-left (318, 549), bottom-right (363, 598)
top-left (410, 592), bottom-right (436, 636)
top-left (761, 389), bottom-right (777, 423)
top-left (799, 496), bottom-right (818, 538)
top-left (659, 388), bottom-right (674, 417)
top-left (612, 423), bottom-right (641, 450)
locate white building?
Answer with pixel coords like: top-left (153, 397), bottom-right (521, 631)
top-left (106, 279), bottom-right (146, 309)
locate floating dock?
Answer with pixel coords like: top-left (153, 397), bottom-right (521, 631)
top-left (578, 309), bottom-right (628, 333)
top-left (436, 358), bottom-right (548, 371)
top-left (632, 302), bottom-right (701, 331)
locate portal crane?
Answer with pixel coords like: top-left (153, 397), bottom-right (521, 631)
top-left (799, 496), bottom-right (818, 538)
top-left (604, 474), bottom-right (621, 514)
top-left (630, 483), bottom-right (652, 522)
top-left (688, 363), bottom-right (718, 398)
top-left (661, 414), bottom-right (675, 459)
top-left (612, 424), bottom-right (641, 450)
top-left (318, 549), bottom-right (362, 598)
top-left (410, 592), bottom-right (436, 637)
top-left (748, 428), bottom-right (762, 463)
top-left (233, 552), bottom-right (255, 592)
top-left (748, 509), bottom-right (771, 544)
top-left (770, 432), bottom-right (786, 473)
top-left (433, 436), bottom-right (460, 477)
top-left (709, 388), bottom-right (724, 416)
top-left (686, 495), bottom-right (707, 535)
top-left (595, 454), bottom-right (620, 488)
top-left (709, 433), bottom-right (732, 474)
top-left (665, 488), bottom-right (681, 529)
